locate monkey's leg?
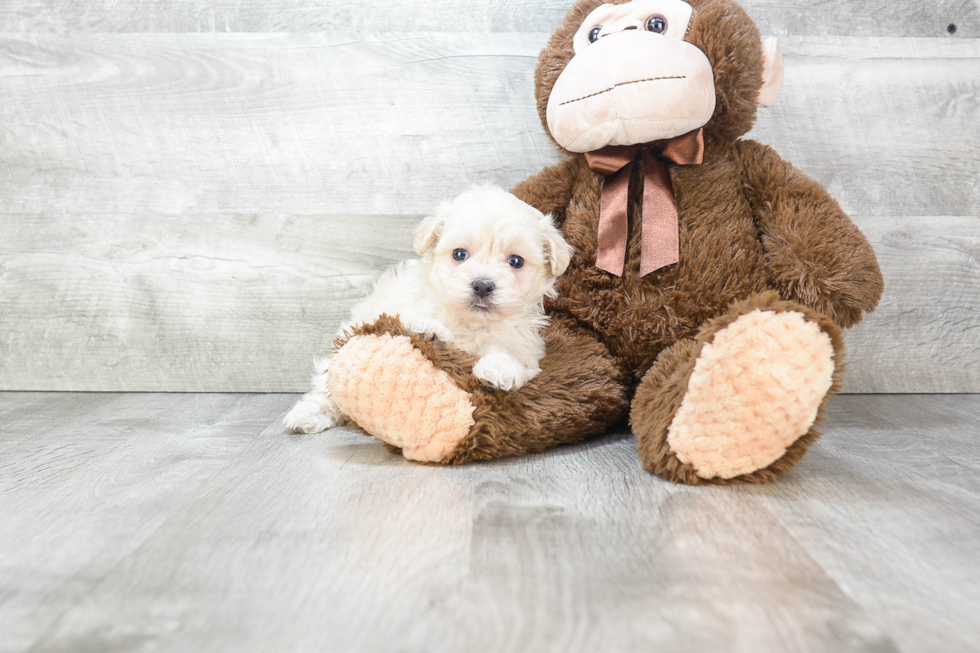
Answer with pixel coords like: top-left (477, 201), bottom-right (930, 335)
top-left (631, 291), bottom-right (844, 485)
top-left (328, 316), bottom-right (629, 463)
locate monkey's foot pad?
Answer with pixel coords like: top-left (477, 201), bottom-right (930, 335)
top-left (667, 310), bottom-right (836, 480)
top-left (330, 334), bottom-right (475, 462)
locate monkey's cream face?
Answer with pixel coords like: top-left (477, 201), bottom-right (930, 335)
top-left (546, 0), bottom-right (717, 152)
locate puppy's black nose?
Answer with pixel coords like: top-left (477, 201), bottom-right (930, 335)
top-left (471, 279), bottom-right (495, 298)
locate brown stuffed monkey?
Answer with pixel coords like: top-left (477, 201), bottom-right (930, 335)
top-left (326, 0), bottom-right (884, 485)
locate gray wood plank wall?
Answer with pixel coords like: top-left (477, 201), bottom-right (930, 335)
top-left (0, 2), bottom-right (977, 392)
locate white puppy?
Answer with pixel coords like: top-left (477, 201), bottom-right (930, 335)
top-left (284, 185), bottom-right (573, 434)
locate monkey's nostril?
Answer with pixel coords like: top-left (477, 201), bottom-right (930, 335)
top-left (471, 279), bottom-right (495, 298)
top-left (623, 25), bottom-right (638, 30)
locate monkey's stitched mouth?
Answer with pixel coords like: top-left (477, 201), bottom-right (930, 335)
top-left (558, 76), bottom-right (687, 106)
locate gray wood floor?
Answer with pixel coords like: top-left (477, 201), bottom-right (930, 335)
top-left (1, 393), bottom-right (978, 652)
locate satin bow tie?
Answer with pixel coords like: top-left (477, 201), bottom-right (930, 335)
top-left (584, 129), bottom-right (704, 277)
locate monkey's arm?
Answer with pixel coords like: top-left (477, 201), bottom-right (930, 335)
top-left (510, 157), bottom-right (579, 223)
top-left (735, 139), bottom-right (884, 328)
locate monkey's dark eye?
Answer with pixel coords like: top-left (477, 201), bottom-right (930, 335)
top-left (508, 255), bottom-right (524, 269)
top-left (646, 15), bottom-right (667, 33)
top-left (453, 248), bottom-right (468, 262)
top-left (588, 26), bottom-right (602, 43)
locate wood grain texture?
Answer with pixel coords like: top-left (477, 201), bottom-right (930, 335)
top-left (0, 34), bottom-right (977, 392)
top-left (751, 394), bottom-right (980, 652)
top-left (3, 212), bottom-right (978, 393)
top-left (843, 215), bottom-right (980, 394)
top-left (0, 35), bottom-right (975, 217)
top-left (2, 392), bottom-right (978, 652)
top-left (0, 392), bottom-right (295, 653)
top-left (0, 0), bottom-right (976, 37)
top-left (750, 36), bottom-right (980, 220)
top-left (0, 33), bottom-right (553, 215)
top-left (0, 212), bottom-right (417, 392)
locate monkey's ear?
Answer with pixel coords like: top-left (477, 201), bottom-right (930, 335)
top-left (758, 37), bottom-right (784, 108)
top-left (413, 215), bottom-right (443, 255)
top-left (541, 215), bottom-right (573, 277)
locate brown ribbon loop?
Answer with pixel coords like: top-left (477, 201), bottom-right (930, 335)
top-left (584, 129), bottom-right (704, 277)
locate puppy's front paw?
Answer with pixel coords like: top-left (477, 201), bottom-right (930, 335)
top-left (473, 352), bottom-right (533, 391)
top-left (401, 316), bottom-right (454, 344)
top-left (284, 399), bottom-right (345, 434)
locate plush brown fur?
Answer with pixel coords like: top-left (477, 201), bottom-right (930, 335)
top-left (336, 314), bottom-right (631, 463)
top-left (330, 0), bottom-right (884, 484)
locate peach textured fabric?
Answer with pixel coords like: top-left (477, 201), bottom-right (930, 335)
top-left (330, 335), bottom-right (476, 462)
top-left (667, 310), bottom-right (836, 479)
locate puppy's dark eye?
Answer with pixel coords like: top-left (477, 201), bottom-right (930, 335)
top-left (508, 255), bottom-right (524, 269)
top-left (452, 248), bottom-right (468, 262)
top-left (646, 15), bottom-right (667, 33)
top-left (588, 26), bottom-right (602, 43)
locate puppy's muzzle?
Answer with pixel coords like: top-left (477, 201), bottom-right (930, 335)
top-left (471, 279), bottom-right (495, 299)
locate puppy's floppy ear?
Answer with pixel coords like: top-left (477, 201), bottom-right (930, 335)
top-left (413, 215), bottom-right (444, 255)
top-left (541, 214), bottom-right (573, 276)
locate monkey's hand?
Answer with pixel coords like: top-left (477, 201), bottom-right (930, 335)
top-left (736, 139), bottom-right (884, 328)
